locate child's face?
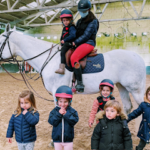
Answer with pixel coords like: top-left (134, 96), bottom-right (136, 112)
top-left (58, 97), bottom-right (69, 109)
top-left (62, 18), bottom-right (70, 26)
top-left (105, 107), bottom-right (119, 120)
top-left (101, 86), bottom-right (111, 98)
top-left (20, 98), bottom-right (31, 110)
top-left (147, 91), bottom-right (150, 101)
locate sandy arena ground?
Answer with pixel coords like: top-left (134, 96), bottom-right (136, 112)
top-left (0, 73), bottom-right (150, 150)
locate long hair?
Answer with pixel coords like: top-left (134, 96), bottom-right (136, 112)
top-left (146, 86), bottom-right (150, 99)
top-left (15, 90), bottom-right (37, 116)
top-left (83, 11), bottom-right (97, 23)
top-left (104, 100), bottom-right (123, 115)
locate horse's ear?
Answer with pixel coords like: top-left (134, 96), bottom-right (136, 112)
top-left (12, 26), bottom-right (16, 31)
top-left (5, 23), bottom-right (11, 32)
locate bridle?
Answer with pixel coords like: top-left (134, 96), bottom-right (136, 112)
top-left (0, 31), bottom-right (14, 62)
top-left (0, 31), bottom-right (60, 102)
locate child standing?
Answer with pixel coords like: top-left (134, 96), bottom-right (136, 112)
top-left (48, 85), bottom-right (79, 150)
top-left (6, 90), bottom-right (39, 150)
top-left (127, 86), bottom-right (150, 150)
top-left (91, 100), bottom-right (132, 150)
top-left (55, 9), bottom-right (76, 75)
top-left (89, 79), bottom-right (115, 127)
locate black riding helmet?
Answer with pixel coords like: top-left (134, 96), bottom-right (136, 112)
top-left (78, 0), bottom-right (92, 12)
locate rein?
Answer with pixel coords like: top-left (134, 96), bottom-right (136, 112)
top-left (0, 31), bottom-right (60, 102)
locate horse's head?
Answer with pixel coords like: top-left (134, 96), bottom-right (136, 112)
top-left (0, 24), bottom-right (15, 62)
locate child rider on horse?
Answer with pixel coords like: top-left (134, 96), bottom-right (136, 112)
top-left (55, 9), bottom-right (76, 75)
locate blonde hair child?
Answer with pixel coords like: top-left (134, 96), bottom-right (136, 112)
top-left (6, 90), bottom-right (39, 150)
top-left (91, 100), bottom-right (132, 150)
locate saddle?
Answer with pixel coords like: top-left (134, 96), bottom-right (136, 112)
top-left (65, 48), bottom-right (98, 69)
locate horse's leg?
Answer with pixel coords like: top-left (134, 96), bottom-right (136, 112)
top-left (130, 90), bottom-right (144, 105)
top-left (116, 83), bottom-right (132, 114)
top-left (129, 89), bottom-right (144, 132)
top-left (53, 95), bottom-right (57, 106)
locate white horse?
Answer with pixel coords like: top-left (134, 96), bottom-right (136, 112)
top-left (0, 26), bottom-right (146, 114)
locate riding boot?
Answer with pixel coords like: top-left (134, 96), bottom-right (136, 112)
top-left (136, 146), bottom-right (143, 150)
top-left (136, 139), bottom-right (146, 150)
top-left (74, 62), bottom-right (84, 92)
top-left (55, 63), bottom-right (65, 74)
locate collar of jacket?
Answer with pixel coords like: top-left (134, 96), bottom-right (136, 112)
top-left (144, 96), bottom-right (150, 104)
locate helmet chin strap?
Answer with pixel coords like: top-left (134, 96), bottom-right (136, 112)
top-left (101, 92), bottom-right (112, 99)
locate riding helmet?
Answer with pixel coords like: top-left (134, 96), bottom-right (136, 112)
top-left (60, 9), bottom-right (73, 19)
top-left (78, 0), bottom-right (91, 12)
top-left (55, 85), bottom-right (73, 103)
top-left (99, 79), bottom-right (114, 90)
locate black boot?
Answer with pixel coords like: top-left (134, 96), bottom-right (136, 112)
top-left (136, 146), bottom-right (142, 150)
top-left (74, 63), bottom-right (84, 92)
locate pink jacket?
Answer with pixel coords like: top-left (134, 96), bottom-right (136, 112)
top-left (89, 99), bottom-right (99, 124)
top-left (89, 97), bottom-right (113, 124)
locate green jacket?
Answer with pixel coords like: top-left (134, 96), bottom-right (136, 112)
top-left (91, 111), bottom-right (132, 150)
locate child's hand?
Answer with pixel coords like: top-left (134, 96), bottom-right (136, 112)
top-left (72, 42), bottom-right (75, 46)
top-left (22, 109), bottom-right (28, 115)
top-left (59, 108), bottom-right (65, 115)
top-left (7, 138), bottom-right (12, 143)
top-left (88, 122), bottom-right (93, 128)
top-left (63, 110), bottom-right (67, 115)
top-left (61, 40), bottom-right (64, 44)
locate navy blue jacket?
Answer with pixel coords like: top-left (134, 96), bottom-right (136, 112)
top-left (48, 106), bottom-right (79, 142)
top-left (127, 102), bottom-right (150, 143)
top-left (6, 108), bottom-right (39, 143)
top-left (61, 25), bottom-right (76, 46)
top-left (74, 19), bottom-right (98, 47)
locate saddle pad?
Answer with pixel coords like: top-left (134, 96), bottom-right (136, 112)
top-left (65, 53), bottom-right (104, 74)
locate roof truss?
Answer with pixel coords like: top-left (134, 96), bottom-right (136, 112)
top-left (0, 0), bottom-right (148, 29)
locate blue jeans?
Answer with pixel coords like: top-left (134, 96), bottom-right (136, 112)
top-left (17, 142), bottom-right (35, 150)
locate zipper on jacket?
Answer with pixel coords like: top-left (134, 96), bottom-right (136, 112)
top-left (21, 115), bottom-right (23, 142)
top-left (62, 117), bottom-right (64, 142)
top-left (111, 123), bottom-right (114, 150)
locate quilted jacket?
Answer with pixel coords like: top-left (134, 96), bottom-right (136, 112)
top-left (6, 108), bottom-right (39, 143)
